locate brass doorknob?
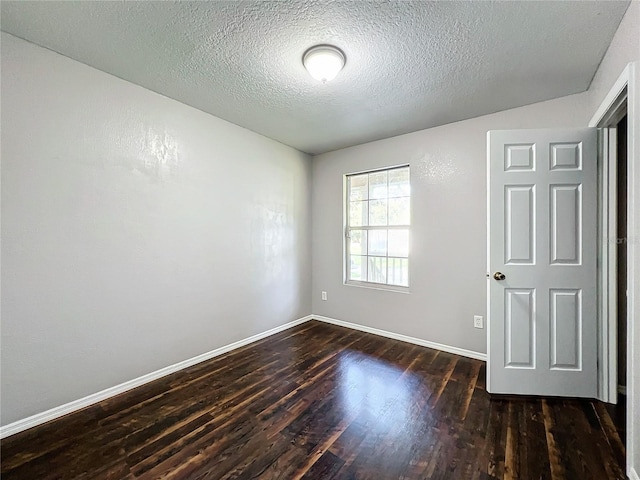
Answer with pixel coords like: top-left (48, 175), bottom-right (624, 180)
top-left (493, 272), bottom-right (506, 281)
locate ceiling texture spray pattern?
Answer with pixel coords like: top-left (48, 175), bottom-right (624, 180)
top-left (1, 1), bottom-right (630, 154)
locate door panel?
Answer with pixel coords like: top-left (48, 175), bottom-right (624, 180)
top-left (505, 144), bottom-right (535, 171)
top-left (549, 288), bottom-right (581, 370)
top-left (550, 184), bottom-right (581, 264)
top-left (550, 143), bottom-right (582, 170)
top-left (488, 128), bottom-right (597, 398)
top-left (505, 288), bottom-right (535, 368)
top-left (505, 185), bottom-right (535, 264)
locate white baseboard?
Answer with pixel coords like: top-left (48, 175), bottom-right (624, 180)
top-left (0, 315), bottom-right (313, 439)
top-left (312, 315), bottom-right (487, 361)
top-left (1, 313), bottom-right (486, 439)
top-left (629, 467), bottom-right (639, 480)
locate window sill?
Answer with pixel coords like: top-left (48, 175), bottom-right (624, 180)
top-left (344, 281), bottom-right (410, 294)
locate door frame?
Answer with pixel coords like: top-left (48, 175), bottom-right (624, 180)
top-left (589, 61), bottom-right (638, 479)
top-left (592, 82), bottom-right (627, 405)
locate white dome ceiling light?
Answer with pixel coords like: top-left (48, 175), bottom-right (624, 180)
top-left (302, 45), bottom-right (346, 83)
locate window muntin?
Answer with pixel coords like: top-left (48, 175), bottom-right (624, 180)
top-left (346, 166), bottom-right (410, 288)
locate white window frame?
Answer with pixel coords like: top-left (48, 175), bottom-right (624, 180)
top-left (344, 164), bottom-right (410, 292)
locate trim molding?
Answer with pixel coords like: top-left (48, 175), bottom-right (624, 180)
top-left (589, 64), bottom-right (630, 128)
top-left (0, 315), bottom-right (313, 439)
top-left (312, 315), bottom-right (487, 361)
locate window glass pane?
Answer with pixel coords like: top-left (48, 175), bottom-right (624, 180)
top-left (345, 166), bottom-right (410, 289)
top-left (349, 174), bottom-right (369, 201)
top-left (369, 199), bottom-right (387, 226)
top-left (349, 230), bottom-right (367, 255)
top-left (349, 201), bottom-right (368, 227)
top-left (368, 229), bottom-right (387, 256)
top-left (387, 257), bottom-right (409, 286)
top-left (367, 256), bottom-right (387, 283)
top-left (388, 197), bottom-right (410, 225)
top-left (388, 229), bottom-right (409, 257)
top-left (368, 171), bottom-right (388, 200)
top-left (350, 255), bottom-right (367, 281)
top-left (388, 168), bottom-right (410, 198)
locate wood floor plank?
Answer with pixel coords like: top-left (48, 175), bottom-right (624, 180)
top-left (542, 399), bottom-right (568, 480)
top-left (593, 400), bottom-right (626, 468)
top-left (0, 320), bottom-right (626, 480)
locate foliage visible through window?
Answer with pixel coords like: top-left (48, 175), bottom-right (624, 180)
top-left (346, 166), bottom-right (410, 287)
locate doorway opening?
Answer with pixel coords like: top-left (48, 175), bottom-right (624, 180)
top-left (610, 113), bottom-right (628, 449)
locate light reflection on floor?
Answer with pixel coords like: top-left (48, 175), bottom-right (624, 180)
top-left (337, 349), bottom-right (431, 439)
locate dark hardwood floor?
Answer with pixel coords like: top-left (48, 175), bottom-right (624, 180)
top-left (0, 321), bottom-right (626, 479)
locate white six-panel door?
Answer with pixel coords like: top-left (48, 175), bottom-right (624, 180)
top-left (488, 129), bottom-right (598, 398)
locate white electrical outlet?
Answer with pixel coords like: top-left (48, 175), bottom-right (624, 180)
top-left (474, 315), bottom-right (484, 329)
top-left (321, 291), bottom-right (327, 301)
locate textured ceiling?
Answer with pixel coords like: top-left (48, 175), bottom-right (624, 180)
top-left (1, 1), bottom-right (630, 154)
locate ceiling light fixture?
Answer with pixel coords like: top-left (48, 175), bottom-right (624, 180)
top-left (302, 45), bottom-right (346, 83)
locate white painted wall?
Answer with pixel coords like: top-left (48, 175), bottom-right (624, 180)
top-left (0, 33), bottom-right (312, 426)
top-left (311, 93), bottom-right (590, 354)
